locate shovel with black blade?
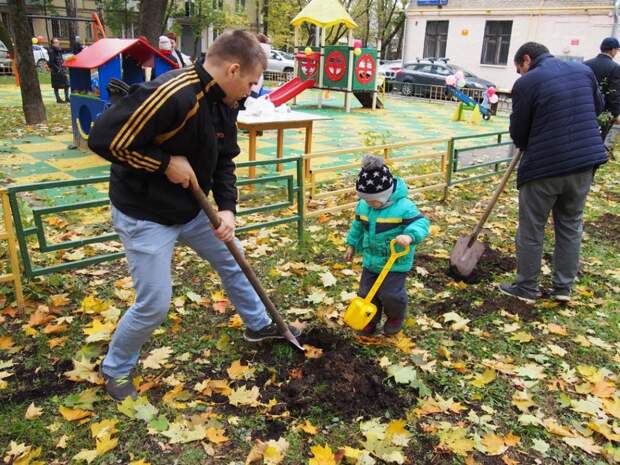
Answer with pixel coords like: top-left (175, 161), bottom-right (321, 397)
top-left (192, 187), bottom-right (305, 352)
top-left (449, 150), bottom-right (523, 279)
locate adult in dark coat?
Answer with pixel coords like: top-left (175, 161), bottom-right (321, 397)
top-left (48, 37), bottom-right (69, 103)
top-left (585, 37), bottom-right (620, 149)
top-left (499, 42), bottom-right (607, 305)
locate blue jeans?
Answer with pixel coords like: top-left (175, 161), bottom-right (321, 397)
top-left (102, 206), bottom-right (271, 378)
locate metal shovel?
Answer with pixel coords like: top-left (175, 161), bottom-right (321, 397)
top-left (192, 187), bottom-right (305, 352)
top-left (449, 150), bottom-right (523, 278)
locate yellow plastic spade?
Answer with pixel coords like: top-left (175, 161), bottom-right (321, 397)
top-left (344, 239), bottom-right (410, 330)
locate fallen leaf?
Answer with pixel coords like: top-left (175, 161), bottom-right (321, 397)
top-left (298, 419), bottom-right (318, 435)
top-left (206, 427), bottom-right (229, 444)
top-left (228, 385), bottom-right (261, 407)
top-left (562, 435), bottom-right (601, 455)
top-left (25, 402), bottom-right (43, 419)
top-left (142, 346), bottom-right (173, 370)
top-left (309, 444), bottom-right (337, 465)
top-left (59, 405), bottom-right (93, 422)
top-left (226, 360), bottom-right (256, 380)
top-left (303, 345), bottom-right (324, 359)
top-left (471, 369), bottom-right (496, 388)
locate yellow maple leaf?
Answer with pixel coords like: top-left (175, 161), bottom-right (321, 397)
top-left (80, 295), bottom-right (110, 314)
top-left (128, 461), bottom-right (151, 465)
top-left (56, 434), bottom-right (69, 449)
top-left (263, 438), bottom-right (289, 465)
top-left (59, 406), bottom-right (93, 422)
top-left (547, 323), bottom-right (567, 336)
top-left (592, 380), bottom-right (616, 399)
top-left (588, 421), bottom-right (620, 442)
top-left (543, 418), bottom-right (574, 437)
top-left (245, 440), bottom-right (267, 464)
top-left (438, 427), bottom-right (475, 456)
top-left (308, 444), bottom-right (337, 465)
top-left (510, 331), bottom-right (533, 343)
top-left (95, 432), bottom-right (118, 455)
top-left (0, 336), bottom-right (17, 352)
top-left (25, 402), bottom-right (43, 419)
top-left (64, 358), bottom-right (102, 385)
top-left (298, 419), bottom-right (318, 435)
top-left (226, 360), bottom-right (256, 380)
top-left (83, 319), bottom-right (116, 343)
top-left (470, 369), bottom-right (496, 388)
top-left (43, 322), bottom-right (69, 335)
top-left (206, 427), bottom-right (229, 444)
top-left (478, 434), bottom-right (508, 455)
top-left (90, 419), bottom-right (118, 438)
top-left (142, 346), bottom-right (173, 370)
top-left (162, 384), bottom-right (190, 409)
top-left (303, 345), bottom-right (324, 359)
top-left (511, 390), bottom-right (535, 412)
top-left (390, 333), bottom-right (415, 354)
top-left (228, 385), bottom-right (261, 407)
top-left (603, 397), bottom-right (620, 419)
top-left (73, 449), bottom-right (98, 463)
top-left (48, 336), bottom-right (68, 349)
top-left (194, 378), bottom-right (231, 397)
top-left (50, 293), bottom-right (70, 307)
top-left (562, 435), bottom-right (601, 455)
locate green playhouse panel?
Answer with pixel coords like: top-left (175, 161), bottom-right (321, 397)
top-left (297, 46), bottom-right (321, 83)
top-left (352, 48), bottom-right (378, 91)
top-left (322, 45), bottom-right (350, 89)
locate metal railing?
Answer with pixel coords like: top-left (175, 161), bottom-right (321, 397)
top-left (7, 156), bottom-right (304, 278)
top-left (0, 189), bottom-right (24, 308)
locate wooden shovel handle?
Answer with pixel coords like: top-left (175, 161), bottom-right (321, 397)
top-left (191, 187), bottom-right (302, 349)
top-left (468, 150), bottom-right (523, 246)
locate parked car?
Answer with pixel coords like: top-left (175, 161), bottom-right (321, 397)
top-left (395, 58), bottom-right (495, 96)
top-left (32, 44), bottom-right (49, 69)
top-left (0, 40), bottom-right (56, 72)
top-left (267, 49), bottom-right (295, 74)
top-left (0, 40), bottom-right (11, 73)
top-left (378, 59), bottom-right (402, 81)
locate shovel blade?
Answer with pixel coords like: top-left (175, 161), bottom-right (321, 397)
top-left (450, 235), bottom-right (486, 278)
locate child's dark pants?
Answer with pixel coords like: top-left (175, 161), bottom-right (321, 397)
top-left (358, 268), bottom-right (408, 327)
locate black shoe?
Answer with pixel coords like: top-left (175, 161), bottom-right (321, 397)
top-left (498, 283), bottom-right (538, 304)
top-left (550, 288), bottom-right (571, 303)
top-left (99, 365), bottom-right (138, 402)
top-left (56, 99), bottom-right (64, 104)
top-left (243, 322), bottom-right (302, 342)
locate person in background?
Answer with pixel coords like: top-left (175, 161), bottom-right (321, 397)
top-left (250, 33), bottom-right (271, 98)
top-left (72, 35), bottom-right (83, 55)
top-left (158, 35), bottom-right (178, 65)
top-left (585, 37), bottom-right (620, 156)
top-left (166, 32), bottom-right (188, 67)
top-left (48, 37), bottom-right (69, 104)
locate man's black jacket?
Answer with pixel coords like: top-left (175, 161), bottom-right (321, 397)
top-left (585, 53), bottom-right (620, 117)
top-left (88, 63), bottom-right (240, 225)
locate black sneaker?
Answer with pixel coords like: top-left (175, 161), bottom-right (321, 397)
top-left (550, 288), bottom-right (571, 303)
top-left (498, 283), bottom-right (538, 304)
top-left (100, 365), bottom-right (137, 401)
top-left (243, 322), bottom-right (302, 342)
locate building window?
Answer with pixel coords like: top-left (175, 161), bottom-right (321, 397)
top-left (481, 20), bottom-right (512, 65)
top-left (51, 18), bottom-right (69, 38)
top-left (236, 0), bottom-right (246, 10)
top-left (212, 0), bottom-right (224, 9)
top-left (423, 20), bottom-right (448, 58)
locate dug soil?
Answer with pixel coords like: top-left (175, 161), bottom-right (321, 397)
top-left (586, 213), bottom-right (620, 242)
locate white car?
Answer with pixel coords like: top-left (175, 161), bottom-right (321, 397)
top-left (378, 59), bottom-right (403, 81)
top-left (267, 49), bottom-right (294, 74)
top-left (32, 45), bottom-right (49, 69)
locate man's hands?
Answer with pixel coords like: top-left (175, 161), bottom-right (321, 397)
top-left (214, 210), bottom-right (235, 242)
top-left (344, 246), bottom-right (355, 262)
top-left (166, 156), bottom-right (199, 190)
top-left (395, 234), bottom-right (413, 248)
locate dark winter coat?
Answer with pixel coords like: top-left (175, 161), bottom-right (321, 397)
top-left (48, 47), bottom-right (68, 89)
top-left (584, 53), bottom-right (620, 117)
top-left (510, 54), bottom-right (607, 187)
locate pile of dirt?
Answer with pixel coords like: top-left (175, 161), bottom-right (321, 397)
top-left (424, 294), bottom-right (536, 321)
top-left (277, 330), bottom-right (408, 419)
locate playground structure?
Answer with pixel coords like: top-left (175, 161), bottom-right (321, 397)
top-left (267, 0), bottom-right (382, 112)
top-left (445, 71), bottom-right (498, 124)
top-left (65, 38), bottom-right (178, 148)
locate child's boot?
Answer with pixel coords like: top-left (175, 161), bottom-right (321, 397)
top-left (383, 317), bottom-right (404, 335)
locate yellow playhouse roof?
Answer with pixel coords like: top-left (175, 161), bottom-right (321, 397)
top-left (291, 0), bottom-right (358, 29)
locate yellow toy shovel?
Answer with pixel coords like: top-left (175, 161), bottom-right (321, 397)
top-left (344, 239), bottom-right (410, 330)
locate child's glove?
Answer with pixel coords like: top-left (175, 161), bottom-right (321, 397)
top-left (344, 246), bottom-right (355, 262)
top-left (395, 235), bottom-right (412, 248)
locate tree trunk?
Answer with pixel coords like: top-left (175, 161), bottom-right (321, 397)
top-left (7, 0), bottom-right (47, 125)
top-left (65, 0), bottom-right (77, 50)
top-left (138, 0), bottom-right (168, 46)
top-left (262, 0), bottom-right (268, 35)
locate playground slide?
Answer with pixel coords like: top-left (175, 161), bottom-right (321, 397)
top-left (267, 77), bottom-right (315, 107)
top-left (354, 91), bottom-right (383, 109)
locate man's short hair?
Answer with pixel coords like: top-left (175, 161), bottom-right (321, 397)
top-left (601, 37), bottom-right (620, 52)
top-left (207, 30), bottom-right (267, 72)
top-left (514, 42), bottom-right (549, 65)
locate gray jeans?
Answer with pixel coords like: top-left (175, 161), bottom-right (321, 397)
top-left (516, 169), bottom-right (594, 294)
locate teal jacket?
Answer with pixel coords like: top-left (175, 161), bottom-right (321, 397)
top-left (346, 177), bottom-right (430, 273)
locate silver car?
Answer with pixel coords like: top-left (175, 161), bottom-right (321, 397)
top-left (267, 49), bottom-right (295, 74)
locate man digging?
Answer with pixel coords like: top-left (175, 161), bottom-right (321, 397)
top-left (88, 30), bottom-right (300, 401)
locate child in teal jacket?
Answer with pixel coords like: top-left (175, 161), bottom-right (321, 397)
top-left (345, 155), bottom-right (430, 335)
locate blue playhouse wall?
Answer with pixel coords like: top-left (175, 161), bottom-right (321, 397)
top-left (70, 95), bottom-right (107, 148)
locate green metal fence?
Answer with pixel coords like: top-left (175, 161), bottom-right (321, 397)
top-left (8, 156), bottom-right (304, 278)
top-left (446, 131), bottom-right (514, 188)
